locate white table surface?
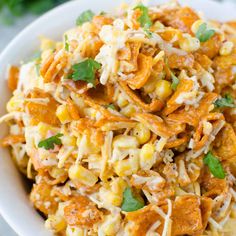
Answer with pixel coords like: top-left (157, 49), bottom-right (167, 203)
top-left (0, 0), bottom-right (234, 235)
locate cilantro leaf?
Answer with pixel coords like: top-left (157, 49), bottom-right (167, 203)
top-left (26, 0), bottom-right (54, 14)
top-left (64, 34), bottom-right (69, 52)
top-left (69, 59), bottom-right (101, 86)
top-left (38, 133), bottom-right (63, 150)
top-left (203, 151), bottom-right (225, 179)
top-left (76, 9), bottom-right (94, 26)
top-left (170, 71), bottom-right (179, 90)
top-left (134, 4), bottom-right (152, 28)
top-left (121, 187), bottom-right (145, 212)
top-left (214, 94), bottom-right (236, 108)
top-left (196, 23), bottom-right (215, 42)
top-left (104, 104), bottom-right (115, 110)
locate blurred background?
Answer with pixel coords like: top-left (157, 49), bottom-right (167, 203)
top-left (0, 0), bottom-right (235, 235)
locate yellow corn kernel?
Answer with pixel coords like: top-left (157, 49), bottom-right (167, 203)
top-left (111, 177), bottom-right (127, 194)
top-left (66, 226), bottom-right (85, 236)
top-left (114, 155), bottom-right (139, 177)
top-left (219, 41), bottom-right (234, 56)
top-left (155, 80), bottom-right (172, 100)
top-left (56, 104), bottom-right (72, 124)
top-left (107, 191), bottom-right (123, 206)
top-left (143, 76), bottom-right (157, 93)
top-left (179, 34), bottom-right (200, 52)
top-left (45, 215), bottom-right (66, 233)
top-left (49, 167), bottom-right (67, 179)
top-left (120, 104), bottom-right (137, 117)
top-left (40, 36), bottom-right (56, 51)
top-left (83, 107), bottom-right (97, 119)
top-left (117, 93), bottom-right (129, 108)
top-left (112, 135), bottom-right (139, 149)
top-left (62, 135), bottom-right (77, 147)
top-left (68, 164), bottom-right (98, 187)
top-left (7, 96), bottom-right (23, 112)
top-left (152, 21), bottom-right (165, 31)
top-left (132, 123), bottom-right (151, 145)
top-left (37, 122), bottom-right (58, 137)
top-left (140, 143), bottom-right (155, 170)
top-left (102, 215), bottom-right (121, 235)
top-left (191, 20), bottom-right (204, 34)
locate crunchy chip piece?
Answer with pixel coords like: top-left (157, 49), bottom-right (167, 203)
top-left (25, 89), bottom-right (60, 126)
top-left (126, 204), bottom-right (168, 236)
top-left (214, 123), bottom-right (236, 162)
top-left (197, 33), bottom-right (222, 59)
top-left (30, 182), bottom-right (58, 215)
top-left (194, 53), bottom-right (213, 70)
top-left (193, 197), bottom-right (213, 236)
top-left (1, 134), bottom-right (25, 147)
top-left (167, 53), bottom-right (194, 70)
top-left (163, 78), bottom-right (195, 116)
top-left (7, 65), bottom-right (19, 91)
top-left (165, 7), bottom-right (199, 34)
top-left (126, 54), bottom-right (153, 89)
top-left (134, 113), bottom-right (185, 138)
top-left (40, 50), bottom-right (68, 83)
top-left (64, 196), bottom-right (102, 228)
top-left (66, 98), bottom-right (80, 120)
top-left (118, 81), bottom-right (164, 112)
top-left (200, 167), bottom-right (227, 197)
top-left (92, 15), bottom-right (113, 32)
top-left (172, 195), bottom-right (203, 235)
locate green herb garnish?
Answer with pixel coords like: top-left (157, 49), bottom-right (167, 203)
top-left (214, 94), bottom-right (236, 108)
top-left (38, 133), bottom-right (63, 150)
top-left (121, 187), bottom-right (145, 212)
top-left (195, 23), bottom-right (215, 42)
top-left (203, 151), bottom-right (225, 179)
top-left (69, 59), bottom-right (101, 86)
top-left (170, 71), bottom-right (179, 90)
top-left (99, 11), bottom-right (106, 16)
top-left (144, 28), bottom-right (152, 38)
top-left (64, 34), bottom-right (69, 52)
top-left (134, 4), bottom-right (152, 28)
top-left (76, 9), bottom-right (95, 26)
top-left (104, 104), bottom-right (115, 110)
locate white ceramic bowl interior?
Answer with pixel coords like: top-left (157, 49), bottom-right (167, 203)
top-left (0, 0), bottom-right (236, 235)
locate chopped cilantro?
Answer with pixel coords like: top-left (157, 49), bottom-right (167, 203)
top-left (69, 59), bottom-right (101, 86)
top-left (76, 9), bottom-right (95, 26)
top-left (214, 94), bottom-right (236, 108)
top-left (134, 4), bottom-right (152, 28)
top-left (64, 34), bottom-right (69, 52)
top-left (170, 71), bottom-right (179, 90)
top-left (203, 151), bottom-right (225, 179)
top-left (195, 23), bottom-right (215, 42)
top-left (38, 133), bottom-right (63, 150)
top-left (121, 187), bottom-right (145, 212)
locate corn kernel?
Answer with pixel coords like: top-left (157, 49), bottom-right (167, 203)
top-left (49, 167), bottom-right (67, 179)
top-left (62, 135), bottom-right (77, 147)
top-left (111, 177), bottom-right (127, 194)
top-left (56, 104), bottom-right (72, 124)
top-left (152, 21), bottom-right (165, 31)
top-left (68, 164), bottom-right (98, 187)
top-left (140, 143), bottom-right (156, 170)
top-left (143, 76), bottom-right (157, 93)
top-left (83, 107), bottom-right (97, 119)
top-left (120, 104), bottom-right (137, 117)
top-left (219, 41), bottom-right (234, 56)
top-left (102, 215), bottom-right (121, 235)
top-left (179, 34), bottom-right (200, 52)
top-left (107, 191), bottom-right (123, 206)
top-left (112, 135), bottom-right (139, 149)
top-left (191, 20), bottom-right (204, 34)
top-left (132, 123), bottom-right (151, 145)
top-left (155, 80), bottom-right (172, 100)
top-left (45, 215), bottom-right (66, 233)
top-left (7, 96), bottom-right (23, 112)
top-left (66, 226), bottom-right (85, 236)
top-left (117, 93), bottom-right (129, 108)
top-left (114, 155), bottom-right (139, 177)
top-left (40, 36), bottom-right (56, 51)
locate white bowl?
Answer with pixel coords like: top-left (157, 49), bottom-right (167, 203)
top-left (0, 0), bottom-right (236, 235)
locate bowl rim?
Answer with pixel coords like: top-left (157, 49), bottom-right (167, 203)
top-left (0, 0), bottom-right (236, 235)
